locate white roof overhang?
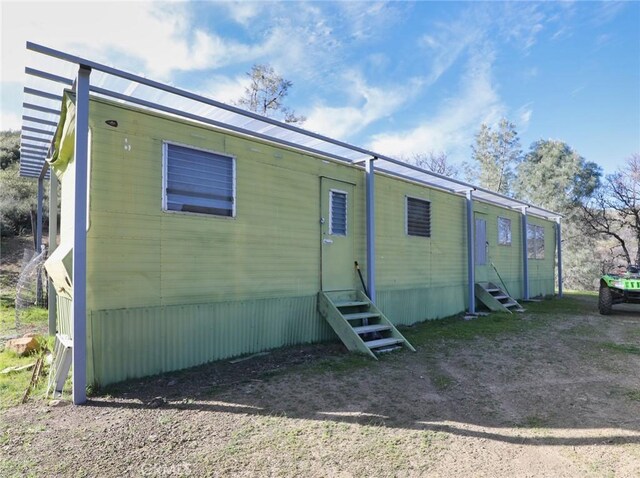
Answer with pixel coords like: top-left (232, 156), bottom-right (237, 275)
top-left (19, 42), bottom-right (561, 220)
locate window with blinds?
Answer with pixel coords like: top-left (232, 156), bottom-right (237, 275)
top-left (163, 143), bottom-right (235, 217)
top-left (330, 190), bottom-right (347, 235)
top-left (406, 197), bottom-right (431, 237)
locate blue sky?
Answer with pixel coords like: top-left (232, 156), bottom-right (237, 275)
top-left (1, 1), bottom-right (638, 175)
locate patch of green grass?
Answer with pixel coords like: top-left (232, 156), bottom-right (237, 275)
top-left (17, 307), bottom-right (48, 326)
top-left (0, 342), bottom-right (49, 409)
top-left (402, 294), bottom-right (598, 347)
top-left (221, 422), bottom-right (262, 456)
top-left (430, 372), bottom-right (454, 391)
top-left (157, 412), bottom-right (174, 426)
top-left (1, 296), bottom-right (48, 336)
top-left (518, 415), bottom-right (547, 428)
top-left (523, 293), bottom-right (595, 315)
top-left (0, 295), bottom-right (17, 328)
top-left (599, 342), bottom-right (640, 355)
top-left (0, 300), bottom-right (52, 409)
top-left (404, 311), bottom-right (545, 344)
top-left (564, 323), bottom-right (600, 337)
top-left (0, 458), bottom-right (40, 478)
top-left (625, 390), bottom-right (640, 402)
top-left (421, 430), bottom-right (449, 450)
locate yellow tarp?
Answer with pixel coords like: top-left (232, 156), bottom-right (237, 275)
top-left (47, 92), bottom-right (76, 177)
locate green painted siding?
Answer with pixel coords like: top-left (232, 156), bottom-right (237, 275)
top-left (373, 176), bottom-right (467, 323)
top-left (474, 202), bottom-right (524, 298)
top-left (69, 97), bottom-right (558, 385)
top-left (527, 216), bottom-right (556, 297)
top-left (87, 100), bottom-right (365, 310)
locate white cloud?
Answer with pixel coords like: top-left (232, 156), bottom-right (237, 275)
top-left (420, 35), bottom-right (439, 49)
top-left (497, 2), bottom-right (548, 51)
top-left (416, 7), bottom-right (489, 87)
top-left (220, 1), bottom-right (263, 26)
top-left (368, 44), bottom-right (504, 161)
top-left (595, 1), bottom-right (626, 26)
top-left (336, 1), bottom-right (408, 41)
top-left (516, 103), bottom-right (533, 131)
top-left (0, 111), bottom-right (21, 131)
top-left (570, 85), bottom-right (586, 97)
top-left (0, 1), bottom-right (277, 83)
top-left (361, 2), bottom-right (564, 161)
top-left (304, 72), bottom-right (423, 139)
top-left (199, 74), bottom-right (250, 105)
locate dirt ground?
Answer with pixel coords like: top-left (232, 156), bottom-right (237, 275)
top-left (1, 294), bottom-right (639, 477)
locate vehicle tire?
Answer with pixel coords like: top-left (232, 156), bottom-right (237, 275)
top-left (598, 284), bottom-right (613, 315)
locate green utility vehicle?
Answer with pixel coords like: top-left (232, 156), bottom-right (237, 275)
top-left (598, 266), bottom-right (640, 315)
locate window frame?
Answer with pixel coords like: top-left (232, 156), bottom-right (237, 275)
top-left (162, 140), bottom-right (237, 219)
top-left (329, 188), bottom-right (348, 236)
top-left (475, 217), bottom-right (487, 265)
top-left (527, 224), bottom-right (545, 260)
top-left (405, 195), bottom-right (432, 238)
top-left (497, 216), bottom-right (512, 246)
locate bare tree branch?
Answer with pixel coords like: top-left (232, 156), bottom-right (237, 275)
top-left (580, 154), bottom-right (640, 267)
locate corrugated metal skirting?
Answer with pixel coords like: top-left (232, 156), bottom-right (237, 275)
top-left (88, 294), bottom-right (333, 386)
top-left (377, 284), bottom-right (467, 324)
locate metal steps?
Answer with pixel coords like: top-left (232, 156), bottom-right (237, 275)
top-left (475, 282), bottom-right (525, 314)
top-left (318, 290), bottom-right (416, 359)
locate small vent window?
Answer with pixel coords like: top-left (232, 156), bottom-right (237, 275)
top-left (330, 190), bottom-right (347, 235)
top-left (164, 143), bottom-right (235, 217)
top-left (407, 197), bottom-right (431, 237)
top-left (498, 217), bottom-right (512, 246)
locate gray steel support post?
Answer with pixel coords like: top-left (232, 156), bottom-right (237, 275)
top-left (36, 177), bottom-right (44, 252)
top-left (556, 217), bottom-right (563, 298)
top-left (366, 158), bottom-right (376, 303)
top-left (48, 172), bottom-right (58, 335)
top-left (35, 175), bottom-right (44, 304)
top-left (72, 66), bottom-right (91, 405)
top-left (521, 207), bottom-right (529, 300)
top-left (466, 190), bottom-right (475, 314)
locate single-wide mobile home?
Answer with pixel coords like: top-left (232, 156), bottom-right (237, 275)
top-left (19, 44), bottom-right (562, 403)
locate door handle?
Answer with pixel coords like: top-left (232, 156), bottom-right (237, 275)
top-left (323, 239), bottom-right (333, 244)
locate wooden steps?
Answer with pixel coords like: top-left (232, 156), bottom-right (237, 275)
top-left (46, 333), bottom-right (72, 398)
top-left (343, 312), bottom-right (380, 321)
top-left (475, 282), bottom-right (525, 313)
top-left (318, 290), bottom-right (416, 359)
top-left (352, 324), bottom-right (392, 334)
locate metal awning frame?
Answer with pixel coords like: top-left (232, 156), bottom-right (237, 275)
top-left (19, 41), bottom-right (560, 221)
